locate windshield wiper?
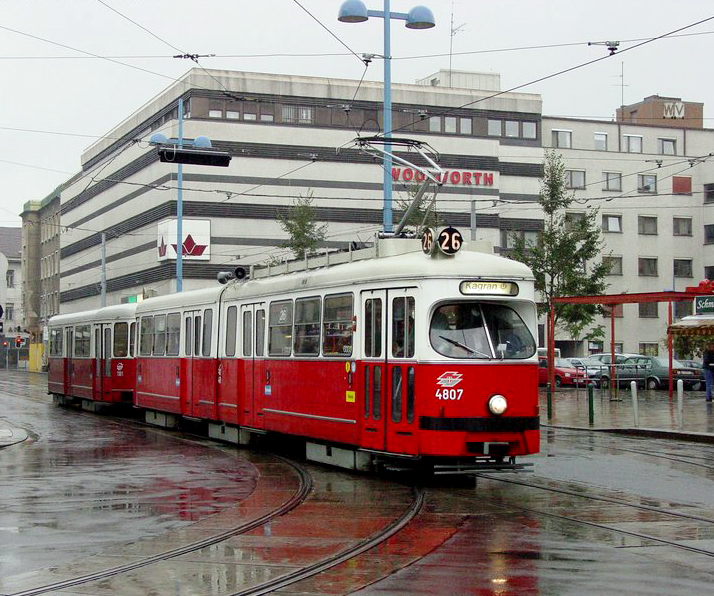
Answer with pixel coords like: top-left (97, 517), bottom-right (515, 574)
top-left (439, 335), bottom-right (491, 359)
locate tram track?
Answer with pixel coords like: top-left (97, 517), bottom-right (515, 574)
top-left (474, 472), bottom-right (714, 559)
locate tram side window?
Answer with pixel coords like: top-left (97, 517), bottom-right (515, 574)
top-left (255, 309), bottom-right (265, 356)
top-left (194, 315), bottom-right (202, 356)
top-left (323, 293), bottom-right (353, 356)
top-left (225, 306), bottom-right (237, 357)
top-left (185, 316), bottom-right (193, 356)
top-left (153, 314), bottom-right (167, 356)
top-left (391, 296), bottom-right (415, 358)
top-left (129, 322), bottom-right (136, 357)
top-left (50, 328), bottom-right (63, 357)
top-left (139, 316), bottom-right (154, 356)
top-left (202, 309), bottom-right (213, 357)
top-left (166, 313), bottom-right (181, 356)
top-left (242, 310), bottom-right (252, 357)
top-left (364, 298), bottom-right (382, 357)
top-left (114, 323), bottom-right (129, 357)
top-left (294, 297), bottom-right (321, 356)
top-left (269, 300), bottom-right (293, 356)
top-left (74, 325), bottom-right (91, 357)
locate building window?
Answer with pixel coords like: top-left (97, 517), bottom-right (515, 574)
top-left (208, 109), bottom-right (222, 118)
top-left (639, 302), bottom-right (658, 318)
top-left (639, 343), bottom-right (659, 356)
top-left (673, 217), bottom-right (692, 236)
top-left (281, 105), bottom-right (314, 125)
top-left (565, 170), bottom-right (585, 189)
top-left (658, 138), bottom-right (676, 155)
top-left (429, 116), bottom-right (441, 132)
top-left (602, 214), bottom-right (622, 233)
top-left (565, 212), bottom-right (585, 229)
top-left (672, 176), bottom-right (692, 195)
top-left (5, 303), bottom-right (13, 320)
top-left (594, 132), bottom-right (607, 151)
top-left (638, 174), bottom-right (657, 193)
top-left (522, 121), bottom-right (537, 139)
top-left (673, 259), bottom-right (693, 278)
top-left (638, 215), bottom-right (658, 235)
top-left (505, 121), bottom-right (519, 137)
top-left (260, 114), bottom-right (274, 122)
top-left (705, 183), bottom-right (714, 204)
top-left (603, 172), bottom-right (622, 191)
top-left (552, 130), bottom-right (572, 148)
top-left (603, 256), bottom-right (623, 275)
top-left (706, 266), bottom-right (714, 280)
top-left (638, 257), bottom-right (658, 276)
top-left (705, 225), bottom-right (714, 244)
top-left (226, 110), bottom-right (240, 119)
top-left (5, 269), bottom-right (14, 288)
top-left (444, 116), bottom-right (457, 133)
top-left (487, 119), bottom-right (501, 136)
top-left (243, 112), bottom-right (257, 121)
top-left (676, 300), bottom-right (693, 318)
top-left (624, 135), bottom-right (643, 153)
top-left (459, 117), bottom-right (472, 135)
top-left (500, 229), bottom-right (539, 249)
top-left (602, 304), bottom-right (623, 318)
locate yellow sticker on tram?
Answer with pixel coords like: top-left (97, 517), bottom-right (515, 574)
top-left (345, 390), bottom-right (356, 403)
top-left (345, 361), bottom-right (351, 373)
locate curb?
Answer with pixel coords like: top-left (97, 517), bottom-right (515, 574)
top-left (543, 423), bottom-right (714, 444)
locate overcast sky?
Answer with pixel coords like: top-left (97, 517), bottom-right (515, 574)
top-left (1, 0), bottom-right (712, 228)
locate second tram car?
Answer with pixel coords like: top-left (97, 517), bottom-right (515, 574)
top-left (49, 237), bottom-right (540, 473)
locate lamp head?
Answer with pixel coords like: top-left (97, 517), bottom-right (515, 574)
top-left (338, 0), bottom-right (368, 23)
top-left (406, 5), bottom-right (435, 29)
top-left (149, 132), bottom-right (168, 145)
top-left (193, 135), bottom-right (212, 148)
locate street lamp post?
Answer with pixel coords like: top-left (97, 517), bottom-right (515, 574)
top-left (338, 0), bottom-right (435, 234)
top-left (150, 101), bottom-right (231, 293)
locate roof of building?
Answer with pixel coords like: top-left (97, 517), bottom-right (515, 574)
top-left (0, 227), bottom-right (22, 260)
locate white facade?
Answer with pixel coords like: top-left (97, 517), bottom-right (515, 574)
top-left (52, 68), bottom-right (714, 358)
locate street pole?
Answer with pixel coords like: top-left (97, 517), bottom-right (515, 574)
top-left (177, 97), bottom-right (184, 293)
top-left (100, 232), bottom-right (106, 307)
top-left (382, 0), bottom-right (393, 233)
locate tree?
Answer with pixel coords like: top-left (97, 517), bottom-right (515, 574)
top-left (394, 182), bottom-right (442, 236)
top-left (509, 150), bottom-right (611, 340)
top-left (278, 191), bottom-right (327, 259)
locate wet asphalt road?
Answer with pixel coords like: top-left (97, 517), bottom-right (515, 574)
top-left (3, 373), bottom-right (714, 594)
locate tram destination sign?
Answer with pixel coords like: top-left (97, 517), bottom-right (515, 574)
top-left (695, 295), bottom-right (714, 314)
top-left (460, 281), bottom-right (519, 296)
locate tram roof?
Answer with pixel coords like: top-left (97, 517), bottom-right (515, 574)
top-left (49, 303), bottom-right (138, 326)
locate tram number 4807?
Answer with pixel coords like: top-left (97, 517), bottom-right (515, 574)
top-left (436, 388), bottom-right (463, 400)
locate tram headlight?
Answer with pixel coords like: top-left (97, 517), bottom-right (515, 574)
top-left (488, 394), bottom-right (508, 416)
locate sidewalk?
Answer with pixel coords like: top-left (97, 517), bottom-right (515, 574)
top-left (541, 385), bottom-right (714, 443)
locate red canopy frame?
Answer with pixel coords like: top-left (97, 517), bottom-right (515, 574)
top-left (548, 281), bottom-right (714, 398)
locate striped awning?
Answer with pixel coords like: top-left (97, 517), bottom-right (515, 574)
top-left (668, 315), bottom-right (714, 336)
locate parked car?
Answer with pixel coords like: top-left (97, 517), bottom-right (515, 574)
top-left (567, 357), bottom-right (607, 382)
top-left (621, 355), bottom-right (704, 390)
top-left (538, 357), bottom-right (588, 387)
top-left (587, 353), bottom-right (640, 388)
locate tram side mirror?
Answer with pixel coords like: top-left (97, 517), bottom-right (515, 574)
top-left (234, 267), bottom-right (247, 280)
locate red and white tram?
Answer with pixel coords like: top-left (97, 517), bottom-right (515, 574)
top-left (48, 304), bottom-right (137, 410)
top-left (49, 237), bottom-right (540, 472)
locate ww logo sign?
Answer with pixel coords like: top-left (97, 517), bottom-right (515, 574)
top-left (663, 102), bottom-right (684, 119)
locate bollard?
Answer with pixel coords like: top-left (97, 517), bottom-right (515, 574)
top-left (677, 379), bottom-right (684, 428)
top-left (588, 383), bottom-right (594, 426)
top-left (546, 383), bottom-right (552, 420)
top-left (631, 381), bottom-right (639, 427)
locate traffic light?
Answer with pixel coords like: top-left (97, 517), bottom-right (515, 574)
top-left (157, 146), bottom-right (232, 167)
top-left (0, 320), bottom-right (3, 334)
top-left (2, 341), bottom-right (7, 348)
top-left (15, 335), bottom-right (22, 348)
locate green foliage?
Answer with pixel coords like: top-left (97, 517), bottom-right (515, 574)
top-left (278, 191), bottom-right (327, 259)
top-left (394, 183), bottom-right (442, 235)
top-left (509, 150), bottom-right (611, 340)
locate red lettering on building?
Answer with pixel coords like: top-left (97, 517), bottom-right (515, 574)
top-left (391, 167), bottom-right (496, 186)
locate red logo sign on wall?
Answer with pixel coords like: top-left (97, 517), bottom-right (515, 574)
top-left (171, 234), bottom-right (208, 257)
top-left (392, 167), bottom-right (494, 186)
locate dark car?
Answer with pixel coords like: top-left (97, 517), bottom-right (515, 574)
top-left (622, 355), bottom-right (704, 390)
top-left (538, 357), bottom-right (587, 387)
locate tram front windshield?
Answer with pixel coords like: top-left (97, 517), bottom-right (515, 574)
top-left (430, 302), bottom-right (536, 359)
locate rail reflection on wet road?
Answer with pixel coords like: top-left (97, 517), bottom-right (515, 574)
top-left (4, 372), bottom-right (714, 595)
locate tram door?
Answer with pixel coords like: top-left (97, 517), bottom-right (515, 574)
top-left (184, 308), bottom-right (218, 419)
top-left (361, 288), bottom-right (418, 454)
top-left (240, 303), bottom-right (266, 428)
top-left (64, 327), bottom-right (73, 396)
top-left (93, 325), bottom-right (112, 401)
